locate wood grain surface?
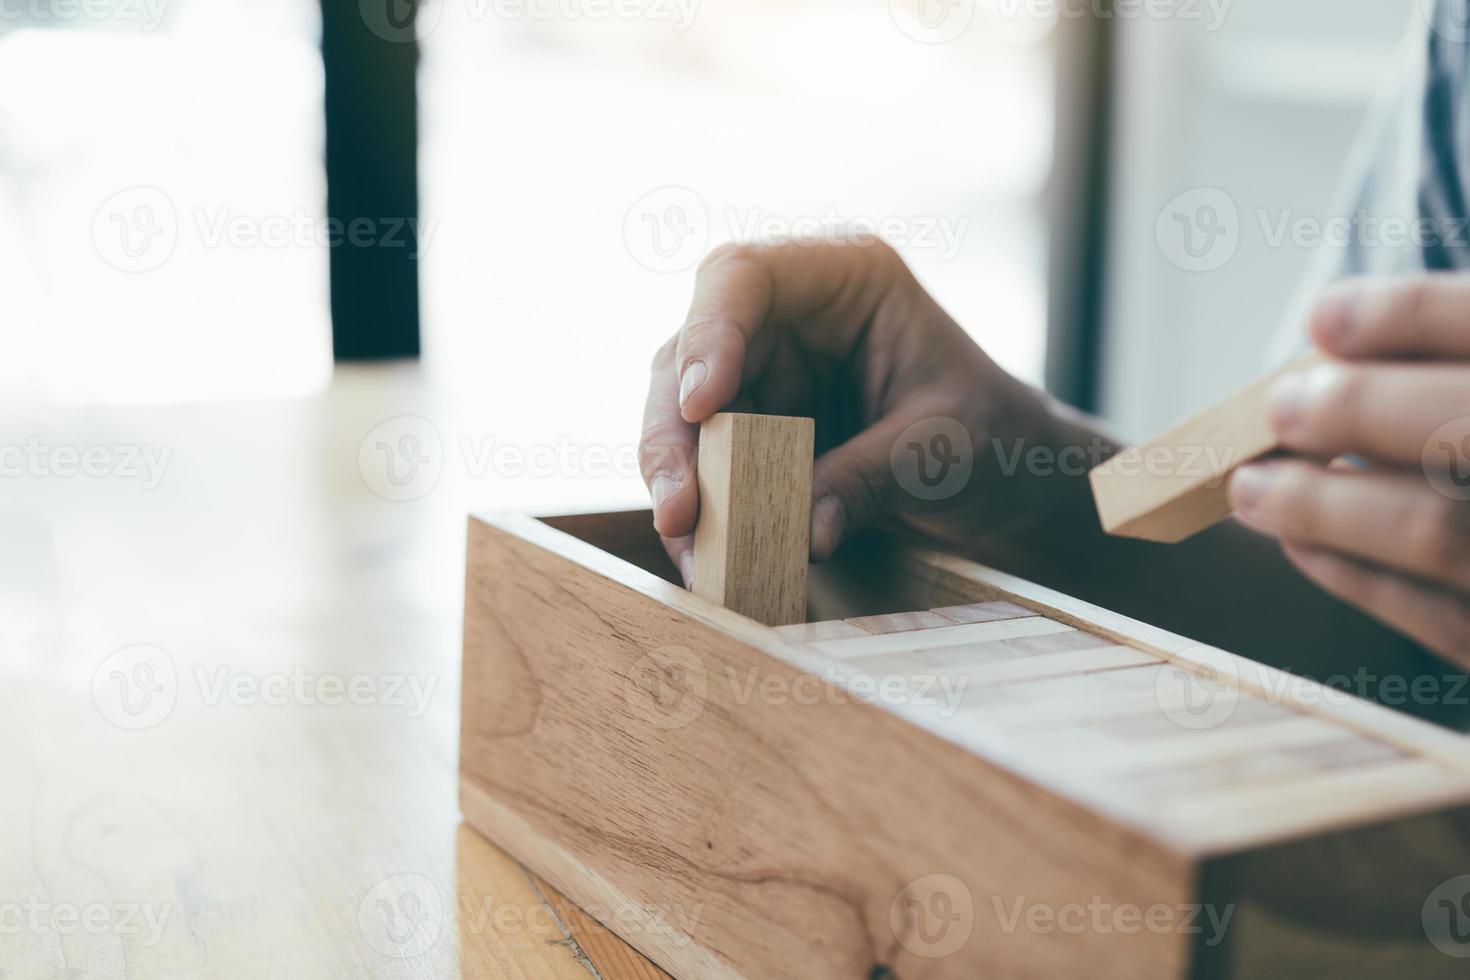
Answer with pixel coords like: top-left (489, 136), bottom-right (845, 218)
top-left (462, 508), bottom-right (1470, 979)
top-left (1, 368), bottom-right (658, 979)
top-left (1089, 353), bottom-right (1323, 543)
top-left (691, 413), bottom-right (814, 626)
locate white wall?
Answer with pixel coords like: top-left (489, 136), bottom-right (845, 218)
top-left (1099, 0), bottom-right (1418, 438)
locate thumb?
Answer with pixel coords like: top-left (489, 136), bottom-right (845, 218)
top-left (808, 416), bottom-right (916, 562)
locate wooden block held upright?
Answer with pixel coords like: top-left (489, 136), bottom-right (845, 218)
top-left (693, 413), bottom-right (814, 626)
top-left (1089, 353), bottom-right (1322, 543)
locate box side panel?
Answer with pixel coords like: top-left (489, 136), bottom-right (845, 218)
top-left (460, 516), bottom-right (1196, 980)
top-left (1192, 807), bottom-right (1470, 979)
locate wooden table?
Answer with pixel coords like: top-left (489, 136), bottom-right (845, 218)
top-left (0, 367), bottom-right (665, 978)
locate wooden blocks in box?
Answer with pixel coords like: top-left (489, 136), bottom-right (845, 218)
top-left (1089, 354), bottom-right (1322, 543)
top-left (461, 507), bottom-right (1470, 979)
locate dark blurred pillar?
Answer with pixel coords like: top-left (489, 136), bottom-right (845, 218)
top-left (321, 0), bottom-right (422, 360)
top-left (1045, 4), bottom-right (1113, 412)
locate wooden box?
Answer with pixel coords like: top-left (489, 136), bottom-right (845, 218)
top-left (461, 509), bottom-right (1470, 979)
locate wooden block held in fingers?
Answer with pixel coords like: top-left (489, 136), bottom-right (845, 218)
top-left (1089, 353), bottom-right (1323, 543)
top-left (692, 413), bottom-right (815, 626)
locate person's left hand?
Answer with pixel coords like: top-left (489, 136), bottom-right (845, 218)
top-left (1228, 274), bottom-right (1470, 670)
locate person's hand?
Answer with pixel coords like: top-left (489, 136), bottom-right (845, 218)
top-left (639, 239), bottom-right (1066, 586)
top-left (1229, 274), bottom-right (1470, 668)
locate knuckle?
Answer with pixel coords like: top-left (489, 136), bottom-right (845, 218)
top-left (679, 314), bottom-right (725, 348)
top-left (1388, 275), bottom-right (1436, 329)
top-left (1317, 365), bottom-right (1370, 442)
top-left (650, 336), bottom-right (678, 373)
top-left (638, 424), bottom-right (691, 479)
top-left (697, 241), bottom-right (761, 275)
top-left (1270, 465), bottom-right (1322, 535)
top-left (838, 455), bottom-right (893, 523)
top-left (1414, 496), bottom-right (1470, 581)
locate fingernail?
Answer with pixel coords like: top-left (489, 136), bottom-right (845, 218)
top-left (1311, 284), bottom-right (1359, 349)
top-left (679, 359), bottom-right (708, 408)
top-left (651, 473), bottom-right (680, 512)
top-left (810, 494), bottom-right (845, 560)
top-left (1267, 374), bottom-right (1307, 437)
top-left (678, 550), bottom-right (694, 589)
top-left (1230, 465), bottom-right (1271, 516)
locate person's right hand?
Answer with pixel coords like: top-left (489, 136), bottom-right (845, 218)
top-left (639, 239), bottom-right (1073, 586)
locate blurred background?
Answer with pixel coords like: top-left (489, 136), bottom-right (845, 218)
top-left (0, 0), bottom-right (1423, 509)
